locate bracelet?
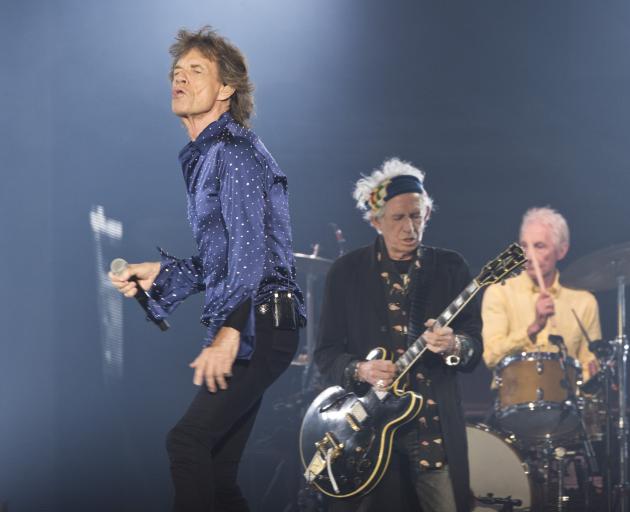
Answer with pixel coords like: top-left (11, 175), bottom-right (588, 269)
top-left (445, 335), bottom-right (463, 367)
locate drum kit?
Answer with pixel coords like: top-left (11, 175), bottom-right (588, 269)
top-left (469, 242), bottom-right (630, 512)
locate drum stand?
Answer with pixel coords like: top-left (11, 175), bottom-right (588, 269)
top-left (555, 446), bottom-right (569, 512)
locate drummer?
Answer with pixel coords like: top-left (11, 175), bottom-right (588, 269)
top-left (482, 206), bottom-right (601, 382)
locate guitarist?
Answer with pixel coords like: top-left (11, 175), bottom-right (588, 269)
top-left (314, 158), bottom-right (482, 512)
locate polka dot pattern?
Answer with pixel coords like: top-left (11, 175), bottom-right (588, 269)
top-left (147, 113), bottom-right (305, 358)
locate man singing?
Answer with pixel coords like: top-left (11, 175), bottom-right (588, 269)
top-left (314, 158), bottom-right (482, 512)
top-left (109, 27), bottom-right (304, 512)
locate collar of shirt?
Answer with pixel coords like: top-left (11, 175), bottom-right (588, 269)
top-left (178, 112), bottom-right (233, 166)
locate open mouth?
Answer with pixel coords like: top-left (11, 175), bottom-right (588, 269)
top-left (172, 88), bottom-right (186, 99)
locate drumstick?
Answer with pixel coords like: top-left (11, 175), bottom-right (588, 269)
top-left (526, 241), bottom-right (546, 293)
top-left (525, 239), bottom-right (557, 335)
top-left (571, 308), bottom-right (592, 344)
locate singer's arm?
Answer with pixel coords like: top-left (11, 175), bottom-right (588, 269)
top-left (146, 250), bottom-right (206, 319)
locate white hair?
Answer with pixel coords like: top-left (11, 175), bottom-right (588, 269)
top-left (353, 158), bottom-right (433, 222)
top-left (520, 206), bottom-right (570, 250)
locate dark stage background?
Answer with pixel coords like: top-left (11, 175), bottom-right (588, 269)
top-left (1, 1), bottom-right (630, 510)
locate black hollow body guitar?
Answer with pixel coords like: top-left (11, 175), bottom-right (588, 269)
top-left (299, 243), bottom-right (527, 499)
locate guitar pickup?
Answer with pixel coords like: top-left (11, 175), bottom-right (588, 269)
top-left (350, 401), bottom-right (368, 422)
top-left (344, 400), bottom-right (368, 432)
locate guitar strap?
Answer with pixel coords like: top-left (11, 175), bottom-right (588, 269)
top-left (407, 246), bottom-right (438, 348)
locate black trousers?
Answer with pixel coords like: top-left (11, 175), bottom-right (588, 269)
top-left (166, 313), bottom-right (299, 512)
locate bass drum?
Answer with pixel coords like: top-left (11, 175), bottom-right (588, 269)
top-left (467, 424), bottom-right (539, 511)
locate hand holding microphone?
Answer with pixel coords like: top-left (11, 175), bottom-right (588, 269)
top-left (109, 258), bottom-right (169, 331)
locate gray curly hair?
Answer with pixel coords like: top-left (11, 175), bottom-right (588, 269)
top-left (353, 158), bottom-right (434, 222)
top-left (520, 206), bottom-right (570, 250)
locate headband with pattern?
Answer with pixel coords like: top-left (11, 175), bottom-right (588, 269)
top-left (366, 174), bottom-right (424, 212)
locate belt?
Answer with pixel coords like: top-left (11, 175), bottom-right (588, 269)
top-left (255, 290), bottom-right (301, 330)
top-left (256, 302), bottom-right (272, 315)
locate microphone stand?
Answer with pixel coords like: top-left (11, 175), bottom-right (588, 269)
top-left (588, 339), bottom-right (617, 512)
top-left (329, 223), bottom-right (346, 258)
top-left (614, 275), bottom-right (629, 512)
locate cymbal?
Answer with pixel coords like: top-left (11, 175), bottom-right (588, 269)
top-left (294, 252), bottom-right (333, 276)
top-left (562, 242), bottom-right (630, 292)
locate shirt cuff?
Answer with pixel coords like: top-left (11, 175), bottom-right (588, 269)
top-left (148, 248), bottom-right (177, 302)
top-left (222, 299), bottom-right (252, 332)
top-left (144, 298), bottom-right (168, 321)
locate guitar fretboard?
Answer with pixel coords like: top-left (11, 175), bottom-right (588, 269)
top-left (394, 281), bottom-right (480, 375)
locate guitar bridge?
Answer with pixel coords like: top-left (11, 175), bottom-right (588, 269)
top-left (304, 432), bottom-right (343, 483)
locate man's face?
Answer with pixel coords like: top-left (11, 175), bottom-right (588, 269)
top-left (520, 221), bottom-right (568, 283)
top-left (171, 48), bottom-right (227, 118)
top-left (371, 193), bottom-right (429, 260)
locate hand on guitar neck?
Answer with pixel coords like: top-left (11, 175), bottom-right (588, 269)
top-left (422, 319), bottom-right (457, 355)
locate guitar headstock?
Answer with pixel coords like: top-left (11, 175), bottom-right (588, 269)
top-left (477, 243), bottom-right (527, 288)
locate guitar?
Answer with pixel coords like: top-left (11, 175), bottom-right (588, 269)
top-left (299, 243), bottom-right (526, 498)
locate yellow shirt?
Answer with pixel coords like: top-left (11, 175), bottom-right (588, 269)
top-left (482, 272), bottom-right (601, 380)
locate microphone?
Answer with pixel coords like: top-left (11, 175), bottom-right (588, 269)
top-left (110, 258), bottom-right (169, 331)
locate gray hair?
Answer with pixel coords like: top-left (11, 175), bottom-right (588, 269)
top-left (520, 206), bottom-right (570, 250)
top-left (352, 158), bottom-right (434, 222)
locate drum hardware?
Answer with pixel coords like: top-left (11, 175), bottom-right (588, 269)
top-left (554, 446), bottom-right (568, 512)
top-left (563, 241), bottom-right (630, 511)
top-left (473, 417), bottom-right (599, 510)
top-left (476, 494), bottom-right (523, 511)
top-left (588, 339), bottom-right (614, 359)
top-left (534, 436), bottom-right (590, 511)
top-left (466, 424), bottom-right (538, 511)
top-left (553, 447), bottom-right (578, 511)
top-left (548, 334), bottom-right (599, 476)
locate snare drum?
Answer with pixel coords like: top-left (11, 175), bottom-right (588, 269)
top-left (494, 352), bottom-right (582, 439)
top-left (467, 424), bottom-right (539, 511)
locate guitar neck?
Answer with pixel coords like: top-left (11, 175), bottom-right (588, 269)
top-left (394, 280), bottom-right (481, 376)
